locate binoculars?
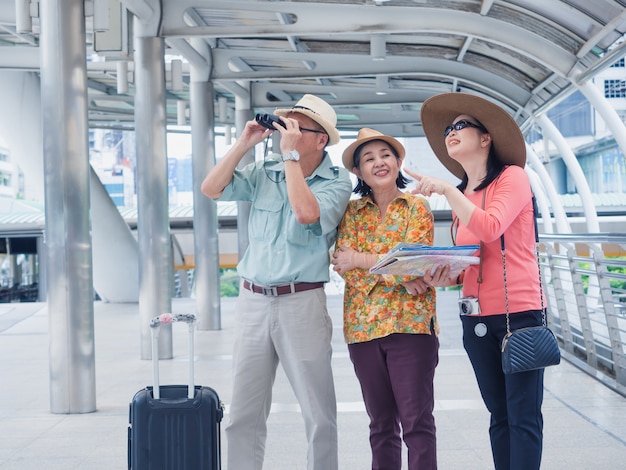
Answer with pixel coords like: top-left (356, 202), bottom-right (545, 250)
top-left (255, 113), bottom-right (285, 130)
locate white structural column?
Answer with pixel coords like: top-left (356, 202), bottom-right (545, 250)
top-left (40, 0), bottom-right (96, 413)
top-left (578, 80), bottom-right (626, 160)
top-left (89, 166), bottom-right (139, 302)
top-left (189, 38), bottom-right (221, 330)
top-left (134, 12), bottom-right (173, 360)
top-left (233, 84), bottom-right (254, 258)
top-left (0, 72), bottom-right (44, 202)
top-left (536, 114), bottom-right (600, 232)
top-left (525, 145), bottom-right (571, 233)
top-left (526, 167), bottom-right (554, 233)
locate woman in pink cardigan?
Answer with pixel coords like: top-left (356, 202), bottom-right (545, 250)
top-left (405, 92), bottom-right (545, 470)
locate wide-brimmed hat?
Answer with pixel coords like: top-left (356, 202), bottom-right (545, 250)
top-left (342, 128), bottom-right (405, 172)
top-left (274, 94), bottom-right (341, 146)
top-left (420, 92), bottom-right (526, 179)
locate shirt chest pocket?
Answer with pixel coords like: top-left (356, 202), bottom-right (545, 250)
top-left (285, 216), bottom-right (315, 246)
top-left (250, 197), bottom-right (283, 242)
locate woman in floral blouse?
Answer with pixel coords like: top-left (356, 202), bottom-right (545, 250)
top-left (331, 128), bottom-right (439, 470)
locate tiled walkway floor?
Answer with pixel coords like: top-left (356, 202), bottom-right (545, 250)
top-left (0, 290), bottom-right (625, 469)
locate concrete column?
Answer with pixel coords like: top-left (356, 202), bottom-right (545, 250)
top-left (134, 21), bottom-right (172, 359)
top-left (36, 235), bottom-right (47, 301)
top-left (234, 87), bottom-right (254, 258)
top-left (190, 77), bottom-right (221, 330)
top-left (40, 0), bottom-right (96, 413)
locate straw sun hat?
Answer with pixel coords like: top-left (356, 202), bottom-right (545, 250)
top-left (420, 92), bottom-right (526, 179)
top-left (274, 94), bottom-right (341, 146)
top-left (341, 128), bottom-right (406, 173)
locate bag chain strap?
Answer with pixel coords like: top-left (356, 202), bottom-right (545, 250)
top-left (503, 195), bottom-right (546, 335)
top-left (502, 239), bottom-right (511, 334)
top-left (534, 196), bottom-right (547, 326)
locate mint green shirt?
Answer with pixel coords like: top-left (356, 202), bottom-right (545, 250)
top-left (218, 152), bottom-right (352, 285)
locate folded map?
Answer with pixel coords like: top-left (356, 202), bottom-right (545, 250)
top-left (369, 243), bottom-right (480, 277)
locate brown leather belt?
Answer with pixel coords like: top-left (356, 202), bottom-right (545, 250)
top-left (242, 280), bottom-right (324, 296)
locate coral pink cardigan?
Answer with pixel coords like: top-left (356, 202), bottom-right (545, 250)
top-left (455, 165), bottom-right (542, 316)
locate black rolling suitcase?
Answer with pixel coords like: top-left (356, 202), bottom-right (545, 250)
top-left (128, 313), bottom-right (223, 469)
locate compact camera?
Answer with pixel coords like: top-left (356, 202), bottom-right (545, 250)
top-left (255, 113), bottom-right (285, 130)
top-left (458, 297), bottom-right (480, 315)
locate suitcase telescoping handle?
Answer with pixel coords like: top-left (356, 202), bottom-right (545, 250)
top-left (149, 313), bottom-right (196, 400)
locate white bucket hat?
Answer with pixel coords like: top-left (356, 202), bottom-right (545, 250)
top-left (274, 94), bottom-right (341, 146)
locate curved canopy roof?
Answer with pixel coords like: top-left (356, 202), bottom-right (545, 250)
top-left (1, 0), bottom-right (626, 136)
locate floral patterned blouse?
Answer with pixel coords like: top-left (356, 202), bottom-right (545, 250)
top-left (336, 192), bottom-right (438, 345)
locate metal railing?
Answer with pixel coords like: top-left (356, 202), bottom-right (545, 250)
top-left (169, 229), bottom-right (626, 396)
top-left (539, 233), bottom-right (626, 397)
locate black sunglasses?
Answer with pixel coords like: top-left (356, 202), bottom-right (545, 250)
top-left (300, 127), bottom-right (326, 134)
top-left (443, 119), bottom-right (487, 137)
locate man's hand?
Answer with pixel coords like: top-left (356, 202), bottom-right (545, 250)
top-left (241, 118), bottom-right (276, 147)
top-left (273, 116), bottom-right (305, 154)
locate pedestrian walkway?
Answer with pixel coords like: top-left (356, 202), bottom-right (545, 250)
top-left (0, 290), bottom-right (625, 469)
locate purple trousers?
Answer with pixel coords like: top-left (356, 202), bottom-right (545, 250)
top-left (348, 331), bottom-right (439, 470)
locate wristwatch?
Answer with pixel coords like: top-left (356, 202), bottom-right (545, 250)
top-left (282, 149), bottom-right (300, 162)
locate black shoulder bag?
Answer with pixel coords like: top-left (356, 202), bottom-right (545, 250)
top-left (500, 197), bottom-right (561, 374)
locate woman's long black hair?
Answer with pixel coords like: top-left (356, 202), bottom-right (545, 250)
top-left (352, 140), bottom-right (410, 196)
top-left (456, 125), bottom-right (505, 193)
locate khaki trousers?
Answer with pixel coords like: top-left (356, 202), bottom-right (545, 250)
top-left (225, 286), bottom-right (338, 470)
